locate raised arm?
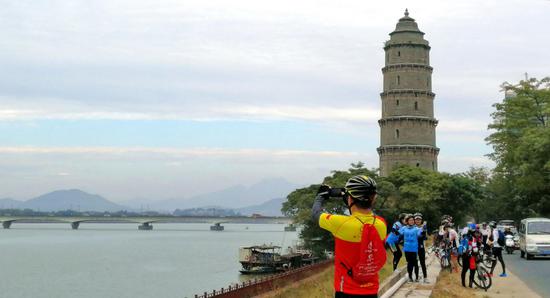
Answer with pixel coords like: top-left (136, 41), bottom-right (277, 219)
top-left (311, 185), bottom-right (330, 224)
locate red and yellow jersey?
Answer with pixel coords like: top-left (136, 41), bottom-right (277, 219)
top-left (319, 211), bottom-right (387, 295)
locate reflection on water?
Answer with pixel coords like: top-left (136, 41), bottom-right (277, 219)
top-left (0, 223), bottom-right (299, 298)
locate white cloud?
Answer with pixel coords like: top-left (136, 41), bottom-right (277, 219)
top-left (0, 0), bottom-right (546, 199)
top-left (0, 145), bottom-right (375, 200)
top-left (1, 0), bottom-right (548, 125)
top-left (437, 119), bottom-right (490, 133)
top-left (438, 155), bottom-right (495, 173)
top-left (214, 105), bottom-right (380, 122)
top-left (0, 146), bottom-right (364, 158)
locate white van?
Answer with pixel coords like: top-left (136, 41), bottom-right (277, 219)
top-left (518, 217), bottom-right (550, 259)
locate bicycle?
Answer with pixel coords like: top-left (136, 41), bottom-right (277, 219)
top-left (459, 247), bottom-right (492, 269)
top-left (427, 245), bottom-right (439, 258)
top-left (472, 255), bottom-right (492, 291)
top-left (479, 246), bottom-right (495, 268)
top-left (439, 246), bottom-right (453, 273)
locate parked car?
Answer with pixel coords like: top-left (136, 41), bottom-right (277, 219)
top-left (498, 219), bottom-right (516, 227)
top-left (518, 217), bottom-right (550, 260)
top-left (497, 219), bottom-right (517, 233)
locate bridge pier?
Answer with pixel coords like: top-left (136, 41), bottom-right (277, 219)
top-left (210, 223), bottom-right (224, 231)
top-left (71, 222), bottom-right (80, 230)
top-left (138, 222), bottom-right (153, 230)
top-left (2, 221), bottom-right (12, 229)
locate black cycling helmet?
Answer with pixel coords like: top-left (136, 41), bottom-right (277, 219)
top-left (345, 175), bottom-right (377, 200)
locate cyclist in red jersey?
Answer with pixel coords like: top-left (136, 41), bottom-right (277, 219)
top-left (312, 175), bottom-right (387, 298)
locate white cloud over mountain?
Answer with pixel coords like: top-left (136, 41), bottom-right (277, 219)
top-left (0, 0), bottom-right (546, 199)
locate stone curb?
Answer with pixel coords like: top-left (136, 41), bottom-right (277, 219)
top-left (379, 254), bottom-right (438, 298)
top-left (379, 268), bottom-right (408, 297)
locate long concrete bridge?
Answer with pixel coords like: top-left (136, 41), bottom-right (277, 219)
top-left (0, 216), bottom-right (292, 230)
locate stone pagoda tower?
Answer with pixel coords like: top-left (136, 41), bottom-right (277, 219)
top-left (377, 9), bottom-right (439, 176)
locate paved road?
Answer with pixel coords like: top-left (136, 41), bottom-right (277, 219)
top-left (502, 251), bottom-right (550, 297)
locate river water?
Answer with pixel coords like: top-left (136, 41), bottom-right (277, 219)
top-left (0, 223), bottom-right (299, 298)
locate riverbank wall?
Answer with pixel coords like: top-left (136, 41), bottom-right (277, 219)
top-left (192, 259), bottom-right (332, 298)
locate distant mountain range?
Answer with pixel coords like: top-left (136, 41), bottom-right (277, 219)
top-left (147, 178), bottom-right (298, 211)
top-left (0, 178), bottom-right (298, 215)
top-left (236, 198), bottom-right (286, 216)
top-left (0, 190), bottom-right (125, 212)
top-left (0, 198), bottom-right (23, 209)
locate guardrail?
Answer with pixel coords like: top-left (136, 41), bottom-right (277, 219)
top-left (192, 259), bottom-right (333, 298)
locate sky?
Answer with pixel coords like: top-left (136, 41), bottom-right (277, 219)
top-left (0, 0), bottom-right (549, 201)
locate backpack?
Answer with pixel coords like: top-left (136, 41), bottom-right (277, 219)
top-left (349, 217), bottom-right (387, 284)
top-left (458, 236), bottom-right (469, 255)
top-left (497, 230), bottom-right (505, 246)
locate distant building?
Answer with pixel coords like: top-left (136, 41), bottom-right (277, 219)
top-left (378, 10), bottom-right (440, 176)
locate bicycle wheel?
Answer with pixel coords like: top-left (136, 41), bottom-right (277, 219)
top-left (473, 266), bottom-right (492, 291)
top-left (440, 255), bottom-right (447, 269)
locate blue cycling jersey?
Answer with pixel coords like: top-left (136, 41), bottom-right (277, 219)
top-left (385, 221), bottom-right (402, 245)
top-left (399, 225), bottom-right (423, 253)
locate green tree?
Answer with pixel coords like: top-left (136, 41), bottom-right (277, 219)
top-left (463, 167), bottom-right (494, 222)
top-left (281, 162), bottom-right (377, 256)
top-left (383, 165), bottom-right (481, 229)
top-left (281, 163), bottom-right (485, 256)
top-left (486, 77), bottom-right (550, 218)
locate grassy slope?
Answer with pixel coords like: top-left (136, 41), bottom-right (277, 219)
top-left (262, 249), bottom-right (404, 298)
top-left (430, 270), bottom-right (490, 298)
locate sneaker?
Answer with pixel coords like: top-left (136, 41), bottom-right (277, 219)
top-left (415, 278), bottom-right (419, 283)
top-left (423, 278), bottom-right (430, 284)
top-left (500, 273), bottom-right (507, 277)
top-left (408, 278), bottom-right (414, 283)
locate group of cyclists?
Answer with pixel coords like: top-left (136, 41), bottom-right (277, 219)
top-left (458, 221), bottom-right (507, 281)
top-left (386, 212), bottom-right (429, 283)
top-left (433, 217), bottom-right (507, 289)
top-left (385, 213), bottom-right (509, 289)
top-left (310, 174), bottom-right (509, 297)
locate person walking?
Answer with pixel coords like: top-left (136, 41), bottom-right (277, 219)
top-left (414, 213), bottom-right (428, 283)
top-left (312, 175), bottom-right (387, 298)
top-left (399, 214), bottom-right (423, 282)
top-left (480, 222), bottom-right (490, 248)
top-left (489, 222), bottom-right (507, 277)
top-left (386, 213), bottom-right (406, 271)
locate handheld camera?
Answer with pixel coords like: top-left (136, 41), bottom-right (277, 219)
top-left (328, 187), bottom-right (346, 198)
